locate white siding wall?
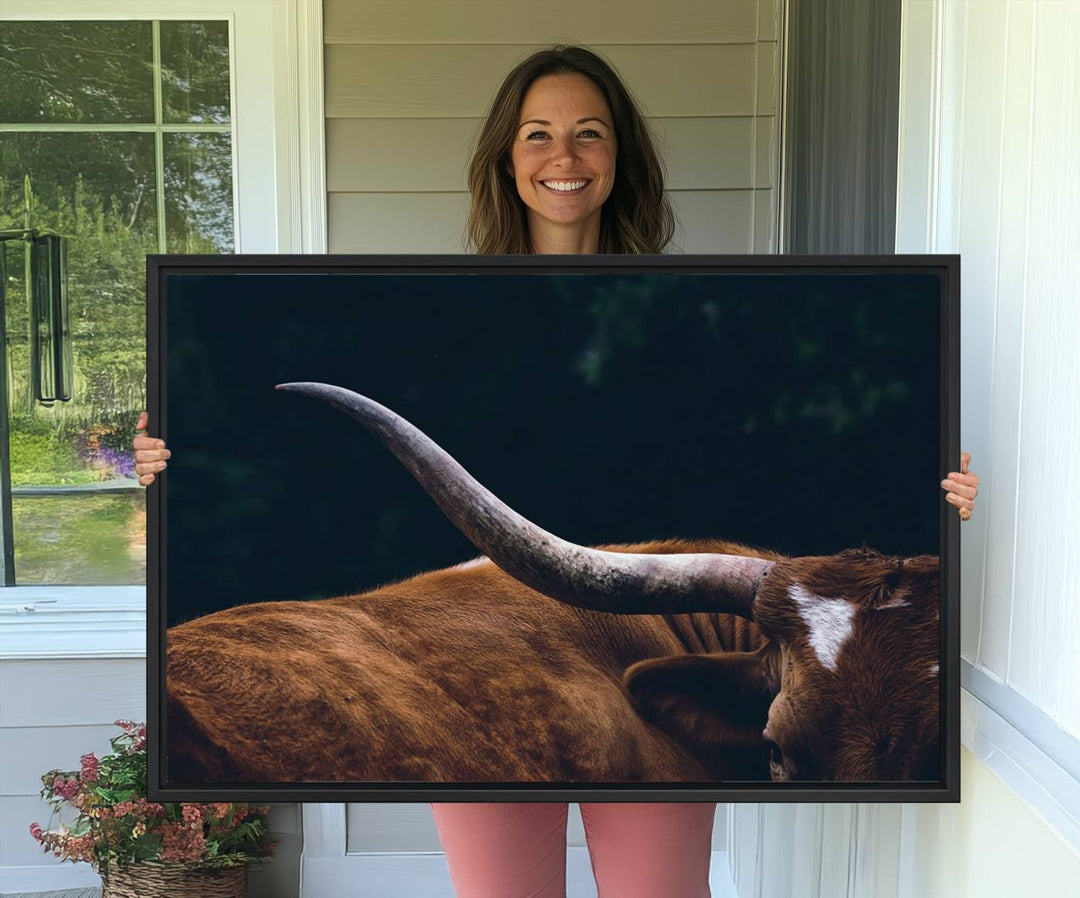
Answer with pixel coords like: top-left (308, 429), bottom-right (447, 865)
top-left (730, 1), bottom-right (1080, 896)
top-left (936, 0), bottom-right (1080, 735)
top-left (0, 660), bottom-right (144, 878)
top-left (324, 0), bottom-right (782, 254)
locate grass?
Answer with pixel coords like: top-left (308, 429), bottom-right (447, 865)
top-left (13, 492), bottom-right (146, 585)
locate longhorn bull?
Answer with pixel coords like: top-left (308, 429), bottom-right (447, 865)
top-left (166, 384), bottom-right (940, 784)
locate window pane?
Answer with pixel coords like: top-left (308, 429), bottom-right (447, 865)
top-left (164, 133), bottom-right (235, 252)
top-left (2, 132), bottom-right (156, 584)
top-left (0, 22), bottom-right (154, 124)
top-left (1, 133), bottom-right (157, 455)
top-left (12, 492), bottom-right (146, 585)
top-left (1, 18), bottom-right (234, 586)
top-left (160, 21), bottom-right (232, 124)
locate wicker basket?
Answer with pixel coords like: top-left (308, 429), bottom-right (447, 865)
top-left (100, 862), bottom-right (247, 898)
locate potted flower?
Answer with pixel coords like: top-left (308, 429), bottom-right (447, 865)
top-left (30, 720), bottom-right (274, 897)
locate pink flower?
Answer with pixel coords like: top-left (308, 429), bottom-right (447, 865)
top-left (209, 802), bottom-right (232, 819)
top-left (181, 804), bottom-right (202, 824)
top-left (160, 821), bottom-right (206, 863)
top-left (29, 822), bottom-right (43, 842)
top-left (52, 778), bottom-right (80, 801)
top-left (79, 753), bottom-right (99, 782)
top-left (136, 798), bottom-right (165, 818)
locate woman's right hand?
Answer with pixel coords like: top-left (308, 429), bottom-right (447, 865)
top-left (133, 411), bottom-right (170, 486)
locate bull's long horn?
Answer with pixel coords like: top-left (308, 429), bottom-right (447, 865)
top-left (276, 383), bottom-right (771, 617)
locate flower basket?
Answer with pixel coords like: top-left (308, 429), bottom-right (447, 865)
top-left (101, 861), bottom-right (247, 898)
top-left (30, 721), bottom-right (273, 893)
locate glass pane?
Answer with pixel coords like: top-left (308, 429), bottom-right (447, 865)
top-left (160, 21), bottom-right (232, 124)
top-left (2, 132), bottom-right (157, 583)
top-left (12, 492), bottom-right (147, 585)
top-left (0, 21), bottom-right (154, 124)
top-left (1, 133), bottom-right (157, 459)
top-left (164, 132), bottom-right (234, 252)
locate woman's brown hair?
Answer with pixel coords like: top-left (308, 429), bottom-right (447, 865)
top-left (466, 45), bottom-right (676, 255)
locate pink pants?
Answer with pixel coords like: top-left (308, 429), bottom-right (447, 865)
top-left (430, 802), bottom-right (716, 898)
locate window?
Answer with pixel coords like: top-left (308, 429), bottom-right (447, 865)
top-left (0, 19), bottom-right (234, 585)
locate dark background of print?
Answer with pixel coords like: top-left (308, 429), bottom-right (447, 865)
top-left (163, 270), bottom-right (940, 626)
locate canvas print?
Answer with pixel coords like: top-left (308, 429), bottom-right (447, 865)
top-left (151, 256), bottom-right (957, 801)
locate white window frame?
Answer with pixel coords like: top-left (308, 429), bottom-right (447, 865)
top-left (0, 0), bottom-right (326, 659)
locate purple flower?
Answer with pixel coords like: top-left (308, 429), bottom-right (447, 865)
top-left (96, 446), bottom-right (137, 479)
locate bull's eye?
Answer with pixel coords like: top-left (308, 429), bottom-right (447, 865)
top-left (766, 739), bottom-right (783, 768)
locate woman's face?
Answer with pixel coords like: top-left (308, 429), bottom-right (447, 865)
top-left (508, 73), bottom-right (617, 239)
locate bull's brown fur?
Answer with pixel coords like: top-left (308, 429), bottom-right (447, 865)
top-left (168, 539), bottom-right (773, 783)
top-left (168, 540), bottom-right (941, 784)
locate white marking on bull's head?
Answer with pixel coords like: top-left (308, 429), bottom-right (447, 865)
top-left (928, 662), bottom-right (939, 677)
top-left (788, 583), bottom-right (856, 672)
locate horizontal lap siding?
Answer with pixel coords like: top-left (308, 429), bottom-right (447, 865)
top-left (324, 1), bottom-right (762, 45)
top-left (325, 45), bottom-right (761, 118)
top-left (0, 723), bottom-right (128, 796)
top-left (326, 117), bottom-right (770, 192)
top-left (0, 659), bottom-right (146, 867)
top-left (329, 189), bottom-right (758, 254)
top-left (0, 660), bottom-right (145, 728)
top-left (325, 0), bottom-right (781, 256)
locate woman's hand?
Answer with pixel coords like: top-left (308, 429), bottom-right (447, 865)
top-left (941, 452), bottom-right (979, 521)
top-left (133, 411), bottom-right (170, 486)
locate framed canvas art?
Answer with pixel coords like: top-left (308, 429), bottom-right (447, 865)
top-left (147, 254), bottom-right (960, 803)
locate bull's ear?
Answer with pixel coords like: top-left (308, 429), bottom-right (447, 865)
top-left (623, 652), bottom-right (775, 779)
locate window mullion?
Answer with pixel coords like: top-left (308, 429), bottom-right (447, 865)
top-left (0, 246), bottom-right (14, 586)
top-left (152, 19), bottom-right (167, 255)
top-left (0, 124), bottom-right (230, 134)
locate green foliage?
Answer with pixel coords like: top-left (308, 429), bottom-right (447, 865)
top-left (30, 722), bottom-right (274, 875)
top-left (8, 428), bottom-right (90, 484)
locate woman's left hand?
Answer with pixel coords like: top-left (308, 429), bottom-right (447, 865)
top-left (941, 452), bottom-right (979, 521)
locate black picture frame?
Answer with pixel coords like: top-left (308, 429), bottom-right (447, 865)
top-left (147, 253), bottom-right (960, 803)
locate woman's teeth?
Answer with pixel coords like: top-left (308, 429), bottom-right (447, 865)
top-left (542, 180), bottom-right (589, 192)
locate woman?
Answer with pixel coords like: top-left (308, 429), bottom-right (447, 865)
top-left (134, 46), bottom-right (979, 898)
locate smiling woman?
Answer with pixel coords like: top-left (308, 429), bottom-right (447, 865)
top-left (465, 45), bottom-right (674, 256)
top-left (508, 73), bottom-right (617, 252)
